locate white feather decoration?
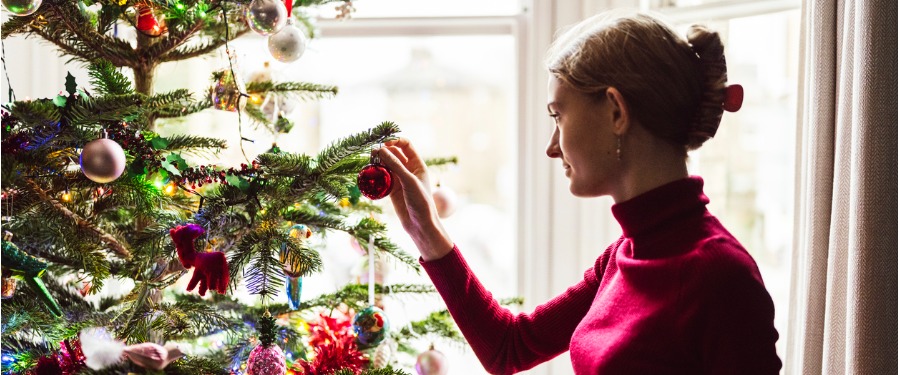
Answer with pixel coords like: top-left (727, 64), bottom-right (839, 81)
top-left (79, 327), bottom-right (126, 370)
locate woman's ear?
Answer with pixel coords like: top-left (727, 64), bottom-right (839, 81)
top-left (605, 87), bottom-right (631, 136)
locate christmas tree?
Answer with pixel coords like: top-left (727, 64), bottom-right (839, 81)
top-left (0, 0), bottom-right (520, 373)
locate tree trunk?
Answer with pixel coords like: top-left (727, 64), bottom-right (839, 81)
top-left (133, 33), bottom-right (158, 129)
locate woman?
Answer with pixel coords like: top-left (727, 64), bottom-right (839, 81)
top-left (376, 10), bottom-right (781, 374)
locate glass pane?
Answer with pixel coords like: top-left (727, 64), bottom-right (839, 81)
top-left (312, 0), bottom-right (521, 18)
top-left (156, 34), bottom-right (518, 372)
top-left (683, 9), bottom-right (800, 362)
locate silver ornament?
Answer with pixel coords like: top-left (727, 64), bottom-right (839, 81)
top-left (244, 0), bottom-right (287, 36)
top-left (2, 0), bottom-right (41, 16)
top-left (80, 136), bottom-right (126, 184)
top-left (267, 19), bottom-right (307, 63)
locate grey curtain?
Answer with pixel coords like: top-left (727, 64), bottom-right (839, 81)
top-left (786, 0), bottom-right (897, 373)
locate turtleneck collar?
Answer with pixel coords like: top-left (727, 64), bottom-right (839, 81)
top-left (611, 176), bottom-right (710, 239)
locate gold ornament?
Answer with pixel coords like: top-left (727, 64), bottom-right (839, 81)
top-left (1, 277), bottom-right (17, 298)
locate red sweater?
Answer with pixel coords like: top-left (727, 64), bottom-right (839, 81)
top-left (421, 177), bottom-right (781, 374)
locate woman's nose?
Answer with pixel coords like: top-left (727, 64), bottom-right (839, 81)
top-left (546, 128), bottom-right (561, 158)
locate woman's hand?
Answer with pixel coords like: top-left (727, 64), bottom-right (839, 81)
top-left (376, 138), bottom-right (454, 261)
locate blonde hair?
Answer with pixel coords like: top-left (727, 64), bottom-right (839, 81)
top-left (546, 10), bottom-right (728, 151)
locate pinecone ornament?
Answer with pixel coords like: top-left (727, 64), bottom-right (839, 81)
top-left (247, 312), bottom-right (287, 375)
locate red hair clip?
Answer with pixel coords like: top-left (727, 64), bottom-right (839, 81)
top-left (723, 84), bottom-right (743, 112)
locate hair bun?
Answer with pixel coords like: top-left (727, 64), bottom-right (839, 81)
top-left (686, 24), bottom-right (727, 150)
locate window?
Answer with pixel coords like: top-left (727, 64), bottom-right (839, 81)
top-left (152, 9), bottom-right (523, 373)
top-left (666, 5), bottom-right (801, 365)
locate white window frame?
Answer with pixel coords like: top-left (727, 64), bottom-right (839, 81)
top-left (319, 2), bottom-right (801, 374)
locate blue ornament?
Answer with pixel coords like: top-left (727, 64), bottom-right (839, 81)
top-left (281, 224), bottom-right (310, 309)
top-left (286, 275), bottom-right (302, 310)
top-left (353, 305), bottom-right (390, 348)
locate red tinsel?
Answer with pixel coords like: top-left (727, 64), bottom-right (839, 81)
top-left (306, 313), bottom-right (354, 348)
top-left (28, 339), bottom-right (85, 375)
top-left (295, 340), bottom-right (368, 375)
top-left (295, 313), bottom-right (367, 375)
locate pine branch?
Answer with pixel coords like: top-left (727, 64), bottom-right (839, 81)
top-left (48, 3), bottom-right (136, 66)
top-left (228, 227), bottom-right (323, 299)
top-left (257, 153), bottom-right (315, 177)
top-left (88, 60), bottom-right (134, 95)
top-left (143, 21), bottom-right (206, 61)
top-left (315, 121), bottom-right (400, 175)
top-left (23, 179), bottom-right (131, 258)
top-left (424, 156), bottom-right (459, 167)
top-left (152, 301), bottom-right (237, 339)
top-left (264, 283), bottom-right (436, 315)
top-left (245, 81), bottom-right (339, 100)
top-left (159, 134), bottom-right (228, 153)
top-left (159, 28), bottom-right (251, 62)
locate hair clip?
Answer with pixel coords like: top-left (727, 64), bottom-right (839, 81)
top-left (723, 84), bottom-right (743, 112)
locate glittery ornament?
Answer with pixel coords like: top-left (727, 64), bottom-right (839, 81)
top-left (1, 232), bottom-right (63, 316)
top-left (371, 339), bottom-right (397, 368)
top-left (267, 18), bottom-right (307, 63)
top-left (415, 346), bottom-right (448, 375)
top-left (244, 0), bottom-right (287, 36)
top-left (80, 132), bottom-right (126, 184)
top-left (431, 184), bottom-right (458, 218)
top-left (247, 313), bottom-right (287, 375)
top-left (211, 69), bottom-right (246, 112)
top-left (352, 305), bottom-right (389, 349)
top-left (357, 153), bottom-right (393, 200)
top-left (2, 0), bottom-right (42, 16)
top-left (1, 276), bottom-right (17, 298)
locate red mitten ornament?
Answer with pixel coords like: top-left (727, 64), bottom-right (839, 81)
top-left (169, 224), bottom-right (229, 296)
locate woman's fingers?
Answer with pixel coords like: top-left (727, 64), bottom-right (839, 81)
top-left (385, 138), bottom-right (426, 170)
top-left (377, 146), bottom-right (419, 187)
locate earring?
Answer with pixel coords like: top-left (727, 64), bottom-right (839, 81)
top-left (616, 136), bottom-right (622, 161)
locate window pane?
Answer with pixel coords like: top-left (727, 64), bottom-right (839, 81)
top-left (200, 34), bottom-right (519, 371)
top-left (683, 9), bottom-right (800, 362)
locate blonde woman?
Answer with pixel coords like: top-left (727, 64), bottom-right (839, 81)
top-left (377, 10), bottom-right (781, 374)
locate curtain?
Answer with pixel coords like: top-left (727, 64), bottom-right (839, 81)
top-left (786, 0), bottom-right (897, 373)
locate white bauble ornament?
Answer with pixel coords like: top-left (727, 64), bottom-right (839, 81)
top-left (432, 185), bottom-right (458, 218)
top-left (244, 0), bottom-right (287, 36)
top-left (415, 347), bottom-right (448, 375)
top-left (80, 136), bottom-right (126, 183)
top-left (267, 19), bottom-right (307, 63)
top-left (2, 0), bottom-right (41, 16)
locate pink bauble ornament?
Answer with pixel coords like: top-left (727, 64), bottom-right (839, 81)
top-left (80, 135), bottom-right (126, 183)
top-left (415, 347), bottom-right (448, 375)
top-left (431, 185), bottom-right (458, 218)
top-left (247, 344), bottom-right (286, 375)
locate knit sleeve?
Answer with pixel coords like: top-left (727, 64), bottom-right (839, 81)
top-left (698, 241), bottom-right (782, 374)
top-left (421, 245), bottom-right (601, 375)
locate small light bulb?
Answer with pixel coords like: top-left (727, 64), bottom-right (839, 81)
top-left (61, 191), bottom-right (72, 202)
top-left (164, 183), bottom-right (176, 195)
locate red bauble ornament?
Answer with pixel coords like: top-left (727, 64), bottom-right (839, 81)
top-left (357, 156), bottom-right (393, 200)
top-left (136, 4), bottom-right (166, 36)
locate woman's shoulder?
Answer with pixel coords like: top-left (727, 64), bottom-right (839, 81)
top-left (688, 234), bottom-right (768, 288)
